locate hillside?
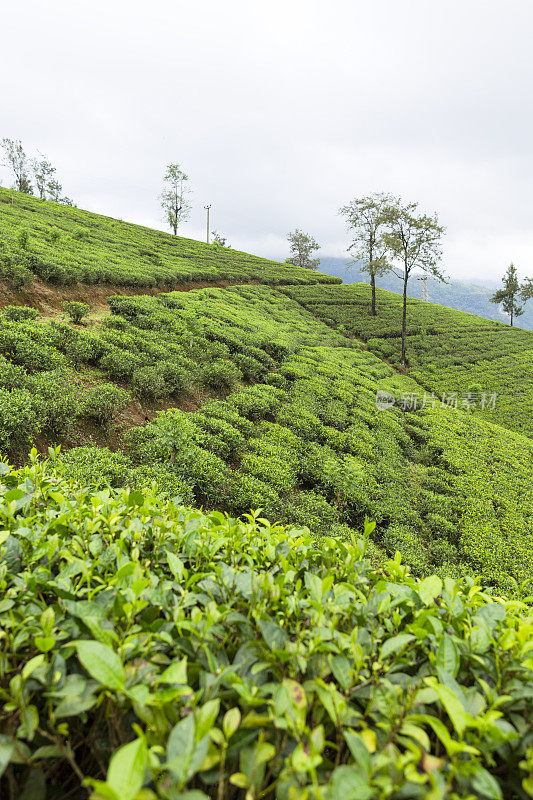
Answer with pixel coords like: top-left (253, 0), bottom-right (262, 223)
top-left (0, 283), bottom-right (531, 594)
top-left (0, 187), bottom-right (340, 294)
top-left (317, 256), bottom-right (533, 331)
top-left (284, 283), bottom-right (533, 438)
top-left (1, 197), bottom-right (533, 798)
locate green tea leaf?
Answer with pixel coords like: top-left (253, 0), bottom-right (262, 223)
top-left (471, 767), bottom-right (503, 799)
top-left (419, 576), bottom-right (443, 605)
top-left (107, 737), bottom-right (147, 800)
top-left (74, 640), bottom-right (125, 690)
top-left (0, 735), bottom-right (15, 778)
top-left (436, 635), bottom-right (460, 677)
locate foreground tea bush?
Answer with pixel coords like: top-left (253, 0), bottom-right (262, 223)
top-left (1, 453), bottom-right (533, 799)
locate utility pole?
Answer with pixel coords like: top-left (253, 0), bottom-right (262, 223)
top-left (204, 204), bottom-right (211, 244)
top-left (417, 275), bottom-right (428, 302)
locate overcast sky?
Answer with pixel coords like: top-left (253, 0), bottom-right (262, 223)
top-left (2, 0), bottom-right (532, 279)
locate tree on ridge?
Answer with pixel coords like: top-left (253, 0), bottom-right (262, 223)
top-left (160, 163), bottom-right (191, 236)
top-left (1, 138), bottom-right (33, 194)
top-left (339, 192), bottom-right (396, 315)
top-left (385, 200), bottom-right (446, 367)
top-left (490, 263), bottom-right (524, 326)
top-left (287, 229), bottom-right (320, 270)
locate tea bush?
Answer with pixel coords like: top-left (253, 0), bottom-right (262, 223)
top-left (62, 300), bottom-right (91, 324)
top-left (82, 383), bottom-right (131, 427)
top-left (1, 454), bottom-right (533, 799)
top-left (1, 305), bottom-right (39, 322)
top-left (284, 284), bottom-right (533, 437)
top-left (0, 187), bottom-right (341, 288)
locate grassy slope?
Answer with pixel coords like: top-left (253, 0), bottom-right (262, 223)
top-left (0, 196), bottom-right (531, 592)
top-left (0, 187), bottom-right (340, 288)
top-left (283, 283), bottom-right (533, 438)
top-left (2, 284), bottom-right (524, 594)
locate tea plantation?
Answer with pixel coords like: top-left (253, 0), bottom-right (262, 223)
top-left (283, 283), bottom-right (533, 437)
top-left (1, 198), bottom-right (533, 798)
top-left (0, 188), bottom-right (340, 288)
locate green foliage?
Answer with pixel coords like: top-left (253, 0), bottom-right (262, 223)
top-left (16, 228), bottom-right (29, 250)
top-left (0, 389), bottom-right (39, 453)
top-left (284, 283), bottom-right (533, 437)
top-left (490, 262), bottom-right (524, 325)
top-left (27, 369), bottom-right (80, 435)
top-left (201, 359), bottom-right (242, 392)
top-left (0, 187), bottom-right (341, 288)
top-left (82, 383), bottom-right (131, 427)
top-left (1, 305), bottom-right (39, 322)
top-left (61, 300), bottom-right (91, 323)
top-left (1, 455), bottom-right (533, 798)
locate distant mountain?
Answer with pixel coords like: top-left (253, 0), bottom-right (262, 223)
top-left (315, 257), bottom-right (533, 331)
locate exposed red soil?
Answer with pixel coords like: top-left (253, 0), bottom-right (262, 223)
top-left (0, 278), bottom-right (260, 311)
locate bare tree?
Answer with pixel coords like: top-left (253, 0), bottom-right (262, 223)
top-left (490, 263), bottom-right (523, 326)
top-left (1, 138), bottom-right (33, 193)
top-left (160, 163), bottom-right (191, 235)
top-left (287, 229), bottom-right (320, 270)
top-left (385, 200), bottom-right (446, 367)
top-left (339, 193), bottom-right (396, 315)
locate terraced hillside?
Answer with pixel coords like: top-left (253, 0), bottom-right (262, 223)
top-left (0, 284), bottom-right (531, 594)
top-left (0, 187), bottom-right (340, 289)
top-left (1, 197), bottom-right (533, 799)
top-left (284, 283), bottom-right (533, 437)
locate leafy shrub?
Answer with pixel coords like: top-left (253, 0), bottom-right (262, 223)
top-left (0, 326), bottom-right (66, 372)
top-left (226, 471), bottom-right (280, 514)
top-left (158, 360), bottom-right (190, 395)
top-left (0, 355), bottom-right (27, 390)
top-left (59, 445), bottom-right (132, 488)
top-left (229, 384), bottom-right (285, 420)
top-left (194, 415), bottom-right (247, 458)
top-left (82, 383), bottom-right (131, 427)
top-left (72, 226), bottom-right (89, 240)
top-left (128, 464), bottom-right (195, 503)
top-left (16, 228), bottom-right (29, 249)
top-left (263, 371), bottom-right (289, 389)
top-left (47, 226), bottom-right (61, 243)
top-left (233, 353), bottom-right (266, 381)
top-left (132, 364), bottom-right (168, 400)
top-left (285, 489), bottom-right (339, 534)
top-left (62, 300), bottom-right (91, 324)
top-left (67, 333), bottom-right (105, 365)
top-left (2, 457), bottom-right (531, 799)
top-left (99, 348), bottom-right (142, 381)
top-left (1, 305), bottom-right (39, 322)
top-left (0, 388), bottom-right (39, 452)
top-left (201, 359), bottom-right (242, 392)
top-left (27, 370), bottom-right (80, 435)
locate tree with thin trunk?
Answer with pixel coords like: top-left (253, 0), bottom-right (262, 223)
top-left (490, 263), bottom-right (523, 326)
top-left (1, 138), bottom-right (33, 193)
top-left (287, 229), bottom-right (320, 270)
top-left (160, 163), bottom-right (191, 235)
top-left (521, 276), bottom-right (533, 304)
top-left (31, 153), bottom-right (61, 200)
top-left (339, 193), bottom-right (396, 315)
top-left (385, 200), bottom-right (446, 367)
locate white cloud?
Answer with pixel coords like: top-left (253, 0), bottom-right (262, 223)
top-left (2, 0), bottom-right (532, 280)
